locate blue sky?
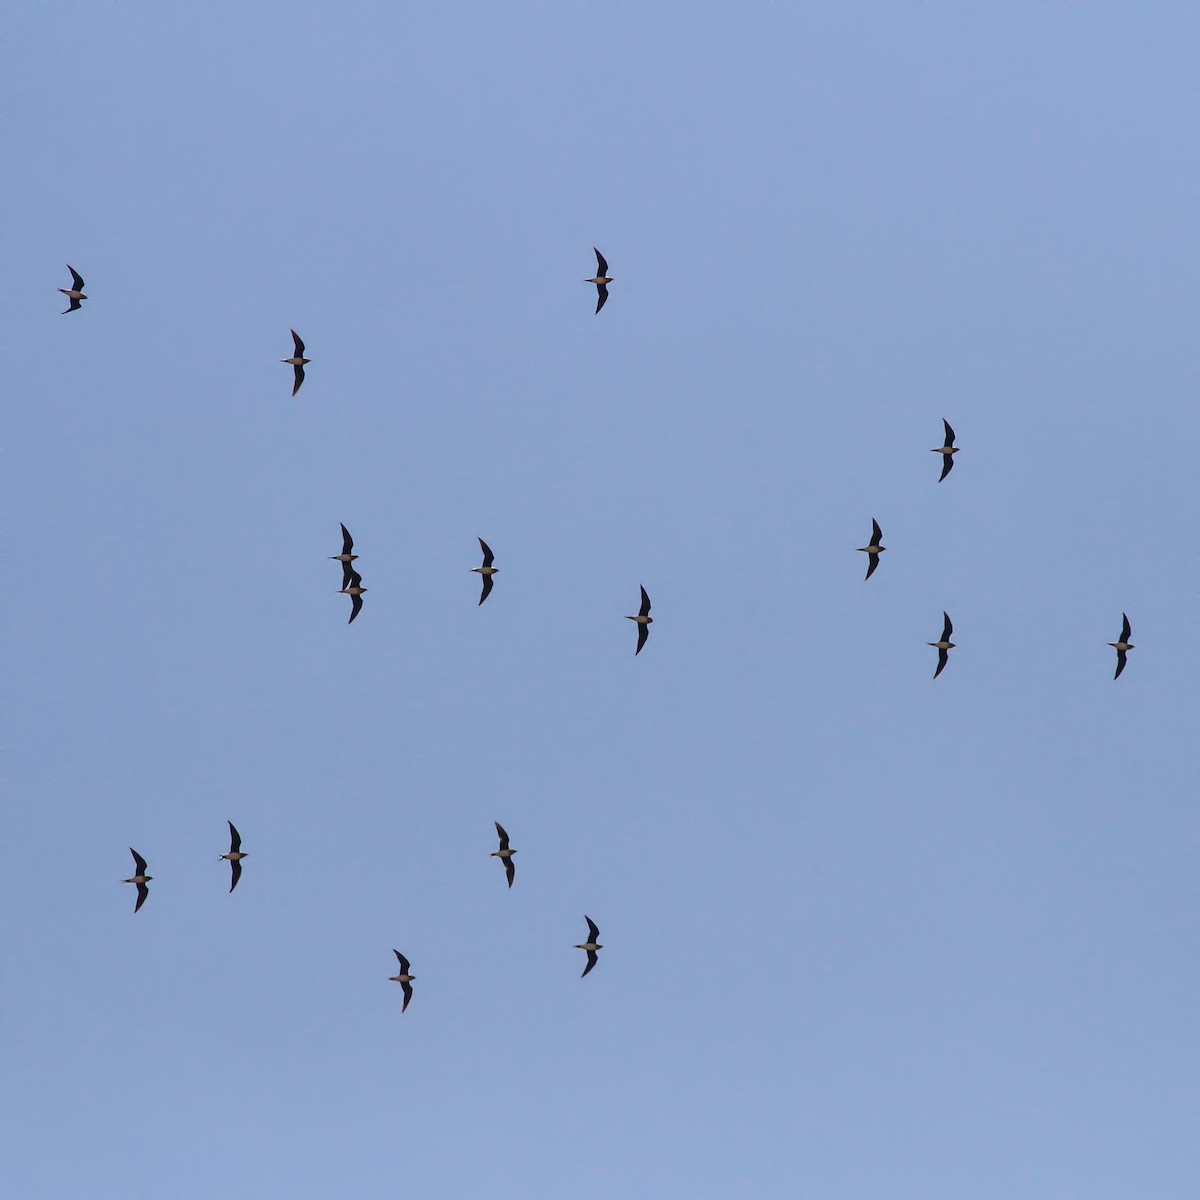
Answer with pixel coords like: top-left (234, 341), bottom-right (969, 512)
top-left (6, 4), bottom-right (1197, 1197)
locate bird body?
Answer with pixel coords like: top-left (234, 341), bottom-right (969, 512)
top-left (857, 519), bottom-right (886, 579)
top-left (388, 950), bottom-right (416, 1011)
top-left (491, 821), bottom-right (517, 887)
top-left (330, 524), bottom-right (358, 587)
top-left (122, 848), bottom-right (152, 912)
top-left (575, 916), bottom-right (603, 977)
top-left (625, 585), bottom-right (653, 654)
top-left (586, 248), bottom-right (612, 313)
top-left (220, 821), bottom-right (247, 892)
top-left (928, 612), bottom-right (956, 679)
top-left (1108, 614), bottom-right (1134, 679)
top-left (339, 570), bottom-right (367, 623)
top-left (472, 538), bottom-right (499, 604)
top-left (282, 330), bottom-right (310, 395)
top-left (932, 419), bottom-right (959, 481)
top-left (59, 265), bottom-right (88, 313)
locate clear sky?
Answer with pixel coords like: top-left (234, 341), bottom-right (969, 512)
top-left (6, 4), bottom-right (1197, 1197)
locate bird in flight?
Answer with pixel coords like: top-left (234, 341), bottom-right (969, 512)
top-left (282, 330), bottom-right (310, 396)
top-left (626, 586), bottom-right (653, 655)
top-left (1108, 614), bottom-right (1134, 679)
top-left (585, 248), bottom-right (612, 314)
top-left (388, 950), bottom-right (415, 1012)
top-left (220, 821), bottom-right (248, 893)
top-left (59, 265), bottom-right (87, 314)
top-left (491, 821), bottom-right (517, 888)
top-left (339, 569), bottom-right (367, 623)
top-left (123, 848), bottom-right (152, 913)
top-left (473, 538), bottom-right (499, 605)
top-left (857, 519), bottom-right (886, 580)
top-left (576, 916), bottom-right (603, 977)
top-left (932, 419), bottom-right (959, 482)
top-left (928, 612), bottom-right (956, 679)
top-left (331, 523), bottom-right (358, 589)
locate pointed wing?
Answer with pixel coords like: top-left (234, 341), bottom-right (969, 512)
top-left (67, 265), bottom-right (85, 290)
top-left (594, 284), bottom-right (609, 314)
top-left (1120, 613), bottom-right (1131, 643)
top-left (584, 916), bottom-right (600, 942)
top-left (934, 648), bottom-right (949, 679)
top-left (340, 560), bottom-right (356, 588)
top-left (594, 248), bottom-right (608, 277)
top-left (340, 524), bottom-right (354, 555)
top-left (62, 296), bottom-right (82, 314)
top-left (479, 574), bottom-right (493, 605)
top-left (228, 821), bottom-right (242, 854)
top-left (635, 622), bottom-right (649, 655)
top-left (291, 364), bottom-right (305, 396)
top-left (393, 950), bottom-right (410, 973)
top-left (478, 538), bottom-right (494, 569)
top-left (1114, 649), bottom-right (1127, 679)
top-left (504, 858), bottom-right (516, 888)
top-left (581, 950), bottom-right (599, 978)
top-left (130, 848), bottom-right (148, 875)
top-left (290, 329), bottom-right (305, 356)
top-left (348, 592), bottom-right (363, 623)
top-left (864, 554), bottom-right (879, 581)
top-left (494, 821), bottom-right (510, 851)
top-left (134, 883), bottom-right (149, 912)
top-left (938, 455), bottom-right (954, 482)
top-left (229, 859), bottom-right (242, 892)
top-left (401, 981), bottom-right (413, 1012)
top-left (870, 518), bottom-right (883, 546)
top-left (639, 586), bottom-right (652, 618)
top-left (941, 612), bottom-right (953, 641)
top-left (942, 418), bottom-right (955, 447)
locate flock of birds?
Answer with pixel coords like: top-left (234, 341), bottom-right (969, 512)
top-left (60, 255), bottom-right (1138, 1006)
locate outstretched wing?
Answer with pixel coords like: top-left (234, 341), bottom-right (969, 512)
top-left (339, 524), bottom-right (354, 555)
top-left (635, 623), bottom-right (649, 655)
top-left (938, 455), bottom-right (954, 482)
top-left (291, 364), bottom-right (305, 396)
top-left (393, 950), bottom-right (410, 973)
top-left (227, 821), bottom-right (242, 854)
top-left (941, 612), bottom-right (953, 642)
top-left (479, 574), bottom-right (493, 605)
top-left (870, 518), bottom-right (883, 546)
top-left (401, 981), bottom-right (413, 1012)
top-left (68, 264), bottom-right (85, 290)
top-left (1114, 649), bottom-right (1127, 680)
top-left (478, 538), bottom-right (494, 569)
top-left (942, 418), bottom-right (955, 447)
top-left (229, 859), bottom-right (242, 893)
top-left (584, 916), bottom-right (600, 942)
top-left (638, 586), bottom-right (652, 618)
top-left (134, 883), bottom-right (149, 913)
top-left (594, 283), bottom-right (609, 314)
top-left (581, 950), bottom-right (599, 978)
top-left (864, 554), bottom-right (879, 581)
top-left (1120, 613), bottom-right (1131, 643)
top-left (348, 592), bottom-right (363, 623)
top-left (494, 821), bottom-right (510, 850)
top-left (504, 858), bottom-right (516, 888)
top-left (290, 329), bottom-right (305, 356)
top-left (934, 648), bottom-right (949, 679)
top-left (593, 247), bottom-right (608, 277)
top-left (130, 848), bottom-right (148, 875)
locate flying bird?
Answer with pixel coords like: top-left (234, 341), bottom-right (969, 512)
top-left (933, 419), bottom-right (959, 482)
top-left (491, 821), bottom-right (517, 888)
top-left (330, 523), bottom-right (358, 588)
top-left (220, 821), bottom-right (248, 893)
top-left (59, 265), bottom-right (87, 313)
top-left (576, 916), bottom-right (603, 978)
top-left (1108, 614), bottom-right (1134, 679)
top-left (928, 612), bottom-right (956, 679)
top-left (585, 248), bottom-right (612, 314)
top-left (123, 848), bottom-right (152, 913)
top-left (339, 569), bottom-right (367, 624)
top-left (626, 585), bottom-right (653, 655)
top-left (388, 950), bottom-right (415, 1012)
top-left (473, 538), bottom-right (498, 605)
top-left (857, 519), bottom-right (886, 580)
top-left (281, 330), bottom-right (310, 396)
